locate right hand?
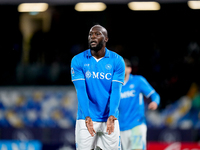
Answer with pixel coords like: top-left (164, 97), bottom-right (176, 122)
top-left (85, 116), bottom-right (96, 137)
top-left (148, 101), bottom-right (158, 110)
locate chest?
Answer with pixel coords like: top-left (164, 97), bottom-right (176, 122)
top-left (82, 58), bottom-right (114, 80)
top-left (121, 81), bottom-right (140, 98)
top-left (122, 80), bottom-right (140, 92)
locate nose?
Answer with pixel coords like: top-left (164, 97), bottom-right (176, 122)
top-left (90, 33), bottom-right (96, 39)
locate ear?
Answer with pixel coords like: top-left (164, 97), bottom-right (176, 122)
top-left (105, 37), bottom-right (109, 42)
top-left (128, 67), bottom-right (132, 73)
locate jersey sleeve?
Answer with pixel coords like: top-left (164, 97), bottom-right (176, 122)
top-left (149, 92), bottom-right (160, 105)
top-left (72, 80), bottom-right (90, 118)
top-left (71, 55), bottom-right (90, 118)
top-left (109, 81), bottom-right (122, 117)
top-left (139, 76), bottom-right (155, 98)
top-left (71, 56), bottom-right (85, 82)
top-left (112, 56), bottom-right (125, 84)
top-left (140, 76), bottom-right (160, 105)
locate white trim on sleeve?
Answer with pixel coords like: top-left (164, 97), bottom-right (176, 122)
top-left (112, 80), bottom-right (124, 84)
top-left (72, 79), bottom-right (85, 82)
top-left (146, 90), bottom-right (155, 98)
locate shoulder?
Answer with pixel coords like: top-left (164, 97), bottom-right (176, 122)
top-left (108, 50), bottom-right (124, 66)
top-left (71, 50), bottom-right (88, 62)
top-left (131, 75), bottom-right (146, 81)
top-left (129, 75), bottom-right (148, 86)
top-left (109, 50), bottom-right (123, 59)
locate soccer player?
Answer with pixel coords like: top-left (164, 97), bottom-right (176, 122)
top-left (71, 25), bottom-right (125, 150)
top-left (119, 58), bottom-right (160, 150)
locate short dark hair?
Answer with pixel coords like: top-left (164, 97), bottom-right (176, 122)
top-left (124, 58), bottom-right (131, 67)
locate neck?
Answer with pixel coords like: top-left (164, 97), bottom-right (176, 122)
top-left (124, 73), bottom-right (130, 83)
top-left (91, 47), bottom-right (106, 59)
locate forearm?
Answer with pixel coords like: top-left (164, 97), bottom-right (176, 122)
top-left (73, 80), bottom-right (90, 118)
top-left (109, 82), bottom-right (122, 117)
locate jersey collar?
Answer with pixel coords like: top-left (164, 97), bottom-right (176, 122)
top-left (86, 47), bottom-right (110, 58)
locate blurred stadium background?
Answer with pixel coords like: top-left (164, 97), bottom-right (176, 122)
top-left (1, 0), bottom-right (200, 149)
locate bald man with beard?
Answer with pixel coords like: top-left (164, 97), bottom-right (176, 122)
top-left (71, 25), bottom-right (125, 150)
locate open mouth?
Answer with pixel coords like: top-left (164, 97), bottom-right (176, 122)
top-left (90, 41), bottom-right (97, 44)
top-left (90, 41), bottom-right (97, 46)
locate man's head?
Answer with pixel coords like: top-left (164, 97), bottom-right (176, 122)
top-left (124, 58), bottom-right (132, 78)
top-left (88, 25), bottom-right (108, 52)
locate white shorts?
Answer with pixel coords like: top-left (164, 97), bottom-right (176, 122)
top-left (120, 124), bottom-right (147, 150)
top-left (75, 120), bottom-right (121, 150)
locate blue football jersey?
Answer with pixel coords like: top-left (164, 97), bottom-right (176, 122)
top-left (71, 48), bottom-right (125, 121)
top-left (118, 74), bottom-right (156, 131)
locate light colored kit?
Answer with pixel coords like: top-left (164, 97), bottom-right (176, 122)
top-left (75, 120), bottom-right (121, 150)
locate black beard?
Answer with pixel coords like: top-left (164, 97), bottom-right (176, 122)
top-left (89, 41), bottom-right (104, 52)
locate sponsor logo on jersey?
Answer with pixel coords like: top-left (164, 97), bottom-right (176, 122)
top-left (84, 64), bottom-right (90, 66)
top-left (85, 71), bottom-right (112, 80)
top-left (121, 90), bottom-right (135, 99)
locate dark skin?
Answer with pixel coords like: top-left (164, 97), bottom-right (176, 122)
top-left (85, 25), bottom-right (117, 137)
top-left (88, 25), bottom-right (108, 59)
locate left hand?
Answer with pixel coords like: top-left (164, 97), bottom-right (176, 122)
top-left (148, 101), bottom-right (158, 110)
top-left (106, 115), bottom-right (117, 135)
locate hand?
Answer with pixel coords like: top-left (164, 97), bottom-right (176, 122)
top-left (148, 102), bottom-right (158, 110)
top-left (106, 115), bottom-right (117, 135)
top-left (85, 117), bottom-right (96, 137)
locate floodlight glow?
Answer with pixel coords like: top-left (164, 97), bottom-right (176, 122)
top-left (75, 2), bottom-right (106, 12)
top-left (128, 2), bottom-right (160, 11)
top-left (18, 3), bottom-right (48, 12)
top-left (188, 1), bottom-right (200, 9)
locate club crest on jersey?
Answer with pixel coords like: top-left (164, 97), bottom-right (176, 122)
top-left (129, 84), bottom-right (134, 89)
top-left (85, 70), bottom-right (91, 79)
top-left (105, 64), bottom-right (112, 70)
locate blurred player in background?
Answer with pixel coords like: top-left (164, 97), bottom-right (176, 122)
top-left (71, 25), bottom-right (125, 150)
top-left (119, 58), bottom-right (160, 150)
